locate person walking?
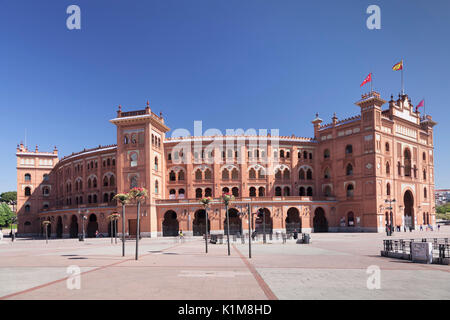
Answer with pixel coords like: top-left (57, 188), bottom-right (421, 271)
top-left (438, 224), bottom-right (441, 232)
top-left (420, 224), bottom-right (423, 231)
top-left (179, 229), bottom-right (184, 243)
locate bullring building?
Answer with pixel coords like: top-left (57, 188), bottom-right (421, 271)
top-left (16, 91), bottom-right (437, 237)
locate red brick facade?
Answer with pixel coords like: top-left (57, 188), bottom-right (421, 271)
top-left (16, 92), bottom-right (437, 237)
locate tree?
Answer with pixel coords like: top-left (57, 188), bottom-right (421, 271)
top-left (0, 203), bottom-right (15, 227)
top-left (0, 191), bottom-right (17, 204)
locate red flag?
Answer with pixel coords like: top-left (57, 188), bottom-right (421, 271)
top-left (360, 73), bottom-right (372, 87)
top-left (415, 99), bottom-right (424, 112)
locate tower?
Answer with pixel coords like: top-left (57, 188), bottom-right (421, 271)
top-left (110, 101), bottom-right (170, 237)
top-left (16, 143), bottom-right (58, 235)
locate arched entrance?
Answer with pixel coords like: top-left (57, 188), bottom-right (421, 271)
top-left (404, 190), bottom-right (414, 229)
top-left (70, 215), bottom-right (78, 238)
top-left (255, 208), bottom-right (273, 234)
top-left (224, 208), bottom-right (242, 235)
top-left (193, 209), bottom-right (210, 236)
top-left (162, 210), bottom-right (179, 236)
top-left (347, 212), bottom-right (355, 227)
top-left (87, 214), bottom-right (98, 238)
top-left (285, 207), bottom-right (301, 233)
top-left (313, 207), bottom-right (328, 232)
top-left (56, 216), bottom-right (63, 238)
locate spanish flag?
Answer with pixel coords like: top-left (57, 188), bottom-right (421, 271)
top-left (392, 60), bottom-right (403, 71)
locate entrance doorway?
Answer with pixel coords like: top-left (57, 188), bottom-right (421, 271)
top-left (404, 190), bottom-right (414, 229)
top-left (193, 209), bottom-right (210, 236)
top-left (56, 216), bottom-right (63, 238)
top-left (87, 214), bottom-right (98, 237)
top-left (162, 210), bottom-right (179, 236)
top-left (224, 208), bottom-right (242, 235)
top-left (313, 207), bottom-right (328, 232)
top-left (70, 215), bottom-right (78, 238)
top-left (286, 207), bottom-right (301, 233)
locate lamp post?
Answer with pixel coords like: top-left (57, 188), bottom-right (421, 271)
top-left (247, 203), bottom-right (252, 259)
top-left (262, 208), bottom-right (266, 244)
top-left (113, 193), bottom-right (130, 257)
top-left (384, 198), bottom-right (396, 235)
top-left (128, 187), bottom-right (148, 261)
top-left (222, 193), bottom-right (234, 256)
top-left (200, 197), bottom-right (212, 254)
top-left (42, 220), bottom-right (51, 244)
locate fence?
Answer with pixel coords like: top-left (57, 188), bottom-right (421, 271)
top-left (382, 238), bottom-right (450, 264)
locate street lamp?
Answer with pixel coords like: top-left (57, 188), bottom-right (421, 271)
top-left (384, 198), bottom-right (396, 235)
top-left (79, 209), bottom-right (88, 241)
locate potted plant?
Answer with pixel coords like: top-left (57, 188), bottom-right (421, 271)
top-left (113, 193), bottom-right (130, 256)
top-left (222, 193), bottom-right (235, 255)
top-left (128, 187), bottom-right (148, 260)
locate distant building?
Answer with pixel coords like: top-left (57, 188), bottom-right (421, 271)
top-left (16, 91), bottom-right (437, 237)
top-left (436, 189), bottom-right (450, 206)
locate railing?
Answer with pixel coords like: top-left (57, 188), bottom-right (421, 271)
top-left (120, 110), bottom-right (147, 117)
top-left (383, 238), bottom-right (450, 260)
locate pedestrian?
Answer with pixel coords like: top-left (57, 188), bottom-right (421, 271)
top-left (438, 224), bottom-right (441, 231)
top-left (420, 224), bottom-right (423, 231)
top-left (179, 229), bottom-right (184, 242)
top-left (404, 225), bottom-right (406, 232)
top-left (95, 230), bottom-right (99, 238)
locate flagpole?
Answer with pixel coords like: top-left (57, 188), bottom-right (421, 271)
top-left (401, 59), bottom-right (404, 95)
top-left (371, 72), bottom-right (373, 93)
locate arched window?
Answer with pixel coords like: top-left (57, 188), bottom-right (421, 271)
top-left (25, 204), bottom-right (30, 212)
top-left (404, 149), bottom-right (412, 177)
top-left (385, 142), bottom-right (390, 152)
top-left (103, 176), bottom-right (109, 187)
top-left (283, 186), bottom-right (290, 196)
top-left (88, 179), bottom-right (92, 189)
top-left (275, 187), bottom-right (282, 196)
top-left (258, 187), bottom-right (265, 197)
top-left (283, 169), bottom-right (290, 180)
top-left (103, 193), bottom-right (109, 203)
top-left (195, 169), bottom-right (202, 180)
top-left (195, 188), bottom-right (202, 199)
top-left (299, 169), bottom-right (305, 180)
top-left (205, 188), bottom-right (212, 197)
top-left (154, 157), bottom-right (158, 171)
top-left (324, 168), bottom-right (330, 179)
top-left (25, 173), bottom-right (31, 181)
top-left (324, 149), bottom-right (330, 159)
top-left (169, 189), bottom-right (176, 195)
top-left (168, 153), bottom-right (172, 161)
top-left (222, 187), bottom-right (229, 194)
top-left (303, 151), bottom-right (308, 159)
top-left (423, 169), bottom-right (427, 180)
top-left (222, 169), bottom-right (229, 180)
top-left (24, 187), bottom-right (31, 196)
top-left (386, 162), bottom-right (390, 174)
top-left (178, 170), bottom-right (185, 181)
top-left (93, 178), bottom-right (97, 188)
top-left (346, 163), bottom-right (353, 176)
top-left (204, 169), bottom-right (212, 180)
top-left (258, 168), bottom-right (265, 179)
top-left (347, 212), bottom-right (355, 227)
top-left (286, 151), bottom-right (290, 158)
top-left (130, 153), bottom-right (138, 167)
top-left (249, 168), bottom-right (256, 179)
top-left (299, 187), bottom-right (305, 196)
top-left (130, 175), bottom-right (138, 189)
top-left (306, 169), bottom-right (312, 180)
top-left (424, 187), bottom-right (427, 199)
top-left (110, 176), bottom-right (115, 187)
top-left (155, 180), bottom-right (159, 194)
top-left (249, 187), bottom-right (256, 197)
top-left (93, 194), bottom-right (97, 203)
top-left (178, 189), bottom-right (185, 198)
top-left (324, 186), bottom-right (332, 197)
top-left (275, 170), bottom-right (282, 180)
top-left (397, 162), bottom-right (402, 176)
top-left (346, 184), bottom-right (354, 197)
top-left (386, 183), bottom-right (391, 196)
top-left (309, 153), bottom-right (313, 160)
top-left (345, 145), bottom-right (353, 154)
top-left (423, 152), bottom-right (426, 161)
top-left (124, 135), bottom-right (129, 144)
top-left (232, 187), bottom-right (239, 197)
top-left (43, 187), bottom-right (49, 196)
top-left (280, 150), bottom-right (285, 158)
top-left (307, 187), bottom-right (313, 196)
top-left (231, 168), bottom-right (239, 180)
top-left (169, 171), bottom-right (176, 181)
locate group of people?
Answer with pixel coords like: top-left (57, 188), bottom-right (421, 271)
top-left (386, 223), bottom-right (441, 236)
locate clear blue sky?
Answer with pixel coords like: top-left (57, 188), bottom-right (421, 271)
top-left (1, 0), bottom-right (449, 192)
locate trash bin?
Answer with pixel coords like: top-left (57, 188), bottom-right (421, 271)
top-left (303, 233), bottom-right (310, 244)
top-left (78, 234), bottom-right (84, 241)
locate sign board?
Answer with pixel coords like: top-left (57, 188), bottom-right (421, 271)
top-left (411, 242), bottom-right (433, 264)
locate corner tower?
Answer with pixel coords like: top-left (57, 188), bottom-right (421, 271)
top-left (110, 101), bottom-right (170, 237)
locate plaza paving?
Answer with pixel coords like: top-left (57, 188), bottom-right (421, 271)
top-left (0, 226), bottom-right (449, 300)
